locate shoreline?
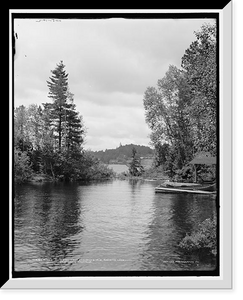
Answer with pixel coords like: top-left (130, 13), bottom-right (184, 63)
top-left (16, 165), bottom-right (169, 185)
top-left (19, 174), bottom-right (167, 185)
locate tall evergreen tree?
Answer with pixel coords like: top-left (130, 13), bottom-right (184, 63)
top-left (46, 61), bottom-right (84, 152)
top-left (46, 61), bottom-right (69, 151)
top-left (64, 89), bottom-right (84, 152)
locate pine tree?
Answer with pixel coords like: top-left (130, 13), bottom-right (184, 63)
top-left (64, 89), bottom-right (84, 152)
top-left (46, 61), bottom-right (68, 151)
top-left (129, 147), bottom-right (144, 176)
top-left (46, 61), bottom-right (84, 152)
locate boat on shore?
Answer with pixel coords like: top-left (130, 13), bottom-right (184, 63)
top-left (155, 181), bottom-right (216, 194)
top-left (155, 152), bottom-right (217, 194)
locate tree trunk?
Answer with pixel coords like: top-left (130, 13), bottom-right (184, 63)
top-left (58, 114), bottom-right (62, 152)
top-left (50, 162), bottom-right (55, 179)
top-left (194, 165), bottom-right (197, 183)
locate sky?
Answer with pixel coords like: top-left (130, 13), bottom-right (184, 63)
top-left (14, 17), bottom-right (215, 151)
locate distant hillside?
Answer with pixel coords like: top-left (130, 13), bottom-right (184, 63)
top-left (90, 144), bottom-right (154, 164)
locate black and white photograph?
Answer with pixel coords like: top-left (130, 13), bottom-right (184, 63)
top-left (11, 12), bottom-right (221, 280)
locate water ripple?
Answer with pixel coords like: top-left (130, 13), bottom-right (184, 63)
top-left (14, 180), bottom-right (217, 271)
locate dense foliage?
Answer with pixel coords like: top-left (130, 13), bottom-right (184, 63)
top-left (179, 215), bottom-right (217, 256)
top-left (14, 61), bottom-right (114, 183)
top-left (14, 148), bottom-right (33, 183)
top-left (143, 23), bottom-right (217, 180)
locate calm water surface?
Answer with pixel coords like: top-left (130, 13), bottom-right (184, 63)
top-left (14, 179), bottom-right (217, 271)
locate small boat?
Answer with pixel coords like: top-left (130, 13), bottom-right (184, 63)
top-left (155, 181), bottom-right (216, 194)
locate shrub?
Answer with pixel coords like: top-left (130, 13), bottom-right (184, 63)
top-left (173, 165), bottom-right (194, 182)
top-left (179, 216), bottom-right (217, 256)
top-left (14, 148), bottom-right (33, 183)
top-left (75, 152), bottom-right (115, 181)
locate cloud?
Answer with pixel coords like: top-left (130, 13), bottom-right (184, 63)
top-left (77, 99), bottom-right (150, 150)
top-left (74, 88), bottom-right (143, 108)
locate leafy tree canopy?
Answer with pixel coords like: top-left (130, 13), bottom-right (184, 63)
top-left (143, 23), bottom-right (217, 179)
